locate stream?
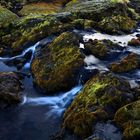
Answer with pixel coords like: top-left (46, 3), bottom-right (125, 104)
top-left (0, 27), bottom-right (140, 140)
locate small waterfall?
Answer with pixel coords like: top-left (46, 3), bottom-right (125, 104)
top-left (0, 36), bottom-right (53, 69)
top-left (26, 85), bottom-right (82, 117)
top-left (84, 55), bottom-right (109, 71)
top-left (83, 31), bottom-right (138, 46)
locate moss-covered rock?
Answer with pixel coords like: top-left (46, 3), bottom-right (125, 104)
top-left (109, 53), bottom-right (140, 73)
top-left (63, 73), bottom-right (134, 138)
top-left (97, 15), bottom-right (136, 34)
top-left (129, 0), bottom-right (140, 15)
top-left (0, 72), bottom-right (23, 108)
top-left (0, 0), bottom-right (138, 56)
top-left (31, 32), bottom-right (84, 94)
top-left (0, 0), bottom-right (25, 13)
top-left (65, 0), bottom-right (137, 34)
top-left (114, 100), bottom-right (140, 139)
top-left (128, 38), bottom-right (140, 46)
top-left (0, 5), bottom-right (18, 28)
top-left (0, 12), bottom-right (77, 55)
top-left (84, 39), bottom-right (120, 59)
top-left (0, 0), bottom-right (70, 13)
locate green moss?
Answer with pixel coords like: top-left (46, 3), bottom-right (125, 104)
top-left (84, 40), bottom-right (108, 59)
top-left (0, 0), bottom-right (138, 55)
top-left (0, 5), bottom-right (18, 28)
top-left (98, 15), bottom-right (136, 34)
top-left (63, 73), bottom-right (133, 138)
top-left (31, 32), bottom-right (84, 94)
top-left (111, 0), bottom-right (129, 3)
top-left (114, 100), bottom-right (140, 139)
top-left (0, 12), bottom-right (76, 53)
top-left (18, 2), bottom-right (62, 16)
top-left (109, 53), bottom-right (139, 73)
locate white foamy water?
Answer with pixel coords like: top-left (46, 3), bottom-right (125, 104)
top-left (83, 32), bottom-right (138, 46)
top-left (84, 55), bottom-right (109, 71)
top-left (79, 43), bottom-right (85, 49)
top-left (127, 46), bottom-right (140, 55)
top-left (0, 37), bottom-right (53, 69)
top-left (26, 85), bottom-right (82, 116)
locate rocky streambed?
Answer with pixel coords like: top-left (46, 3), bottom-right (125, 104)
top-left (1, 0), bottom-right (140, 140)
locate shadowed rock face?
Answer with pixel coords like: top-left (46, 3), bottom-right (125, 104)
top-left (0, 72), bottom-right (24, 109)
top-left (31, 32), bottom-right (84, 94)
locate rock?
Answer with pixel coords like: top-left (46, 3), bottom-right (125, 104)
top-left (18, 2), bottom-right (64, 16)
top-left (0, 0), bottom-right (70, 14)
top-left (0, 72), bottom-right (24, 108)
top-left (0, 0), bottom-right (138, 56)
top-left (136, 34), bottom-right (140, 37)
top-left (97, 15), bottom-right (136, 34)
top-left (0, 0), bottom-right (25, 13)
top-left (0, 5), bottom-right (18, 28)
top-left (114, 100), bottom-right (140, 140)
top-left (128, 38), bottom-right (140, 46)
top-left (129, 0), bottom-right (140, 15)
top-left (31, 32), bottom-right (84, 94)
top-left (65, 0), bottom-right (137, 34)
top-left (109, 53), bottom-right (140, 73)
top-left (62, 73), bottom-right (134, 138)
top-left (0, 12), bottom-right (76, 55)
top-left (84, 39), bottom-right (121, 59)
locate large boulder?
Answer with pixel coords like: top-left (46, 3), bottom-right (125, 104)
top-left (0, 0), bottom-right (70, 13)
top-left (0, 72), bottom-right (24, 108)
top-left (0, 12), bottom-right (76, 55)
top-left (62, 73), bottom-right (134, 138)
top-left (114, 100), bottom-right (140, 140)
top-left (31, 32), bottom-right (84, 94)
top-left (65, 0), bottom-right (137, 34)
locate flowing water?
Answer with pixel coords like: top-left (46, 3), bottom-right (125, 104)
top-left (0, 27), bottom-right (140, 140)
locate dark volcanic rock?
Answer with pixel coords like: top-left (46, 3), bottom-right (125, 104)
top-left (0, 72), bottom-right (24, 108)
